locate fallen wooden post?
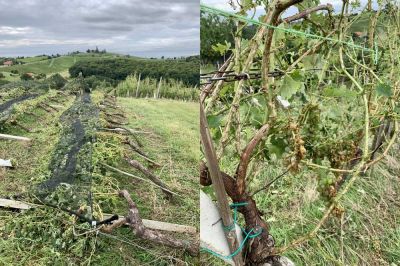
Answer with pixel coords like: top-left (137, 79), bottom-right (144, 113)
top-left (0, 199), bottom-right (32, 210)
top-left (0, 133), bottom-right (31, 142)
top-left (101, 163), bottom-right (178, 196)
top-left (0, 198), bottom-right (195, 234)
top-left (103, 214), bottom-right (196, 234)
top-left (123, 139), bottom-right (161, 167)
top-left (125, 158), bottom-right (174, 198)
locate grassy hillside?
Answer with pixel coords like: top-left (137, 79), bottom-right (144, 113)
top-left (17, 55), bottom-right (48, 64)
top-left (0, 53), bottom-right (121, 82)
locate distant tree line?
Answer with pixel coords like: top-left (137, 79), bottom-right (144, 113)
top-left (86, 46), bottom-right (106, 54)
top-left (69, 56), bottom-right (199, 86)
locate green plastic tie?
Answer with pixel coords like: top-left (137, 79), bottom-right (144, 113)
top-left (203, 201), bottom-right (262, 260)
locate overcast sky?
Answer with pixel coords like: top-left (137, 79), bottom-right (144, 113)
top-left (0, 0), bottom-right (199, 58)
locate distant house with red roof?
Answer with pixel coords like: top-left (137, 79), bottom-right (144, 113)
top-left (3, 60), bottom-right (13, 66)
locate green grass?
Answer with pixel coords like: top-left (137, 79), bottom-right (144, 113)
top-left (0, 71), bottom-right (20, 82)
top-left (201, 64), bottom-right (216, 75)
top-left (17, 55), bottom-right (48, 64)
top-left (117, 98), bottom-right (199, 225)
top-left (0, 91), bottom-right (75, 194)
top-left (92, 97), bottom-right (200, 265)
top-left (0, 92), bottom-right (199, 265)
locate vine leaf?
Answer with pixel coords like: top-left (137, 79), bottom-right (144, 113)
top-left (211, 41), bottom-right (231, 56)
top-left (280, 74), bottom-right (303, 99)
top-left (207, 114), bottom-right (223, 128)
top-left (323, 86), bottom-right (357, 98)
top-left (376, 83), bottom-right (392, 97)
top-left (269, 136), bottom-right (287, 158)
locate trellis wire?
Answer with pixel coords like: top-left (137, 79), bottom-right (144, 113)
top-left (200, 4), bottom-right (378, 64)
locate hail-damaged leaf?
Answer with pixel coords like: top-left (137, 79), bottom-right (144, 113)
top-left (269, 136), bottom-right (287, 159)
top-left (250, 106), bottom-right (264, 127)
top-left (323, 86), bottom-right (357, 98)
top-left (211, 41), bottom-right (231, 56)
top-left (241, 0), bottom-right (256, 11)
top-left (219, 83), bottom-right (232, 97)
top-left (280, 74), bottom-right (303, 99)
top-left (207, 114), bottom-right (223, 128)
top-left (274, 23), bottom-right (286, 45)
top-left (290, 69), bottom-right (305, 81)
top-left (376, 83), bottom-right (392, 97)
top-left (394, 104), bottom-right (400, 115)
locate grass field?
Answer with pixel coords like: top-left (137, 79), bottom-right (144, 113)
top-left (17, 55), bottom-right (49, 64)
top-left (0, 92), bottom-right (199, 265)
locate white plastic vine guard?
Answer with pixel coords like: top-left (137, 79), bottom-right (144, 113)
top-left (0, 159), bottom-right (12, 167)
top-left (200, 190), bottom-right (243, 265)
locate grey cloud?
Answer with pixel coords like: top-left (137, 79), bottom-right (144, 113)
top-left (0, 0), bottom-right (199, 57)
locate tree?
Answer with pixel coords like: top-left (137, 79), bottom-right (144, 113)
top-left (86, 49), bottom-right (91, 53)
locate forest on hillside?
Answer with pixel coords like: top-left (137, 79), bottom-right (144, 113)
top-left (69, 56), bottom-right (200, 87)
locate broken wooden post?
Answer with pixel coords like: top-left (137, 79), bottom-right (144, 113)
top-left (156, 76), bottom-right (162, 99)
top-left (102, 163), bottom-right (178, 196)
top-left (0, 199), bottom-right (32, 210)
top-left (135, 73), bottom-right (141, 98)
top-left (102, 213), bottom-right (196, 234)
top-left (200, 104), bottom-right (244, 265)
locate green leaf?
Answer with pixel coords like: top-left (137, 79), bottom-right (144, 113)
top-left (290, 69), bottom-right (304, 81)
top-left (219, 84), bottom-right (231, 97)
top-left (280, 74), bottom-right (302, 99)
top-left (211, 41), bottom-right (231, 56)
top-left (323, 86), bottom-right (357, 98)
top-left (250, 107), bottom-right (264, 127)
top-left (376, 83), bottom-right (392, 97)
top-left (207, 114), bottom-right (223, 128)
top-left (269, 136), bottom-right (287, 158)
